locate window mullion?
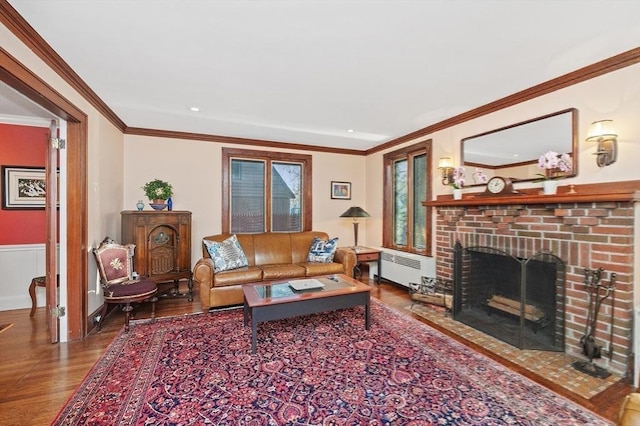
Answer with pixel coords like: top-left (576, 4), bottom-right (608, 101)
top-left (406, 153), bottom-right (415, 250)
top-left (265, 159), bottom-right (272, 232)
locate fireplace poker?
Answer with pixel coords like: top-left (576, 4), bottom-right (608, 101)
top-left (608, 273), bottom-right (616, 361)
top-left (572, 267), bottom-right (615, 378)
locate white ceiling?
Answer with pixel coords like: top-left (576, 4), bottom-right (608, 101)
top-left (3, 0), bottom-right (640, 150)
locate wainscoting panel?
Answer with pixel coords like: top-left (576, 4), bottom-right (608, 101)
top-left (0, 244), bottom-right (58, 311)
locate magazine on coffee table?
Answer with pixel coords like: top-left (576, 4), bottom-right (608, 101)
top-left (289, 278), bottom-right (325, 291)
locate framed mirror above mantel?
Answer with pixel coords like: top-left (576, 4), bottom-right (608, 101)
top-left (461, 108), bottom-right (578, 186)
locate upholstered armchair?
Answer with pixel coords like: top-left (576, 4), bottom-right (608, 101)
top-left (92, 237), bottom-right (158, 331)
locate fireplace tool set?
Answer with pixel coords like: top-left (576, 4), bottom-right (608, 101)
top-left (572, 267), bottom-right (616, 378)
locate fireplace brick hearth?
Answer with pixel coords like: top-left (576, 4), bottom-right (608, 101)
top-left (425, 182), bottom-right (639, 378)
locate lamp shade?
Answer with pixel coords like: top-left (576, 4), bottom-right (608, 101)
top-left (586, 120), bottom-right (617, 141)
top-left (438, 157), bottom-right (454, 169)
top-left (340, 206), bottom-right (370, 218)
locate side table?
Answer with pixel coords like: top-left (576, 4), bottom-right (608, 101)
top-left (353, 247), bottom-right (381, 284)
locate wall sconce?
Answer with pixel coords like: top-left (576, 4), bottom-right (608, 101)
top-left (437, 157), bottom-right (455, 185)
top-left (586, 120), bottom-right (618, 167)
top-left (340, 206), bottom-right (370, 248)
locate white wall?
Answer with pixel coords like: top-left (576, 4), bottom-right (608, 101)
top-left (366, 63), bottom-right (640, 249)
top-left (123, 136), bottom-right (368, 267)
top-left (1, 21), bottom-right (126, 319)
top-left (122, 64), bottom-right (640, 268)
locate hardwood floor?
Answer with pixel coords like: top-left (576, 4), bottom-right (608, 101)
top-left (0, 276), bottom-right (632, 425)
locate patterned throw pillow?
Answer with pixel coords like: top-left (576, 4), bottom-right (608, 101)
top-left (203, 235), bottom-right (249, 273)
top-left (307, 236), bottom-right (339, 263)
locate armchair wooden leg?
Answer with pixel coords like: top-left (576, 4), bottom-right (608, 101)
top-left (29, 279), bottom-right (38, 317)
top-left (150, 297), bottom-right (157, 323)
top-left (123, 303), bottom-right (133, 332)
top-left (97, 303), bottom-right (109, 331)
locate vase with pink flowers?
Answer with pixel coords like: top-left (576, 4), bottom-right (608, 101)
top-left (450, 166), bottom-right (465, 199)
top-left (536, 151), bottom-right (572, 194)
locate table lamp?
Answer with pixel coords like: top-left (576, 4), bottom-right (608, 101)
top-left (340, 206), bottom-right (370, 248)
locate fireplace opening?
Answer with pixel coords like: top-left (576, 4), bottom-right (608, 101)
top-left (453, 242), bottom-right (566, 351)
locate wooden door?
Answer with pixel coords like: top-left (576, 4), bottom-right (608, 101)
top-left (46, 120), bottom-right (59, 343)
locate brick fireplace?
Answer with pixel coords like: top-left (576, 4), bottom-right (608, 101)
top-left (425, 181), bottom-right (639, 378)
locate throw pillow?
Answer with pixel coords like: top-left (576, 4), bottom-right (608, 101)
top-left (307, 236), bottom-right (339, 263)
top-left (203, 235), bottom-right (249, 273)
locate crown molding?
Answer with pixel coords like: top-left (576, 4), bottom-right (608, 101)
top-left (2, 1), bottom-right (638, 155)
top-left (368, 47), bottom-right (640, 156)
top-left (124, 127), bottom-right (366, 156)
top-left (0, 0), bottom-right (126, 131)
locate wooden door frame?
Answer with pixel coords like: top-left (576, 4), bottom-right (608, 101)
top-left (1, 48), bottom-right (88, 340)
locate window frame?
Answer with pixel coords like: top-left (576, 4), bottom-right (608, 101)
top-left (222, 147), bottom-right (312, 233)
top-left (382, 140), bottom-right (432, 256)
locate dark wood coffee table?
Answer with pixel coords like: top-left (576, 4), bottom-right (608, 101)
top-left (243, 274), bottom-right (371, 353)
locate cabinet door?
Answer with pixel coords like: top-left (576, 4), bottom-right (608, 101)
top-left (148, 225), bottom-right (179, 276)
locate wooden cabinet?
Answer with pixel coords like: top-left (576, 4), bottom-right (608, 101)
top-left (121, 210), bottom-right (193, 300)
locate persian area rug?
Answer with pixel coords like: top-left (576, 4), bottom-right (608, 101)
top-left (53, 300), bottom-right (611, 425)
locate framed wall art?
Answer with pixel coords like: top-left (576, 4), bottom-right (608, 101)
top-left (331, 181), bottom-right (351, 200)
top-left (2, 166), bottom-right (58, 209)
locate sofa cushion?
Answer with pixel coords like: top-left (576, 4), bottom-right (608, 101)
top-left (104, 279), bottom-right (157, 300)
top-left (261, 264), bottom-right (307, 280)
top-left (203, 235), bottom-right (249, 273)
top-left (307, 236), bottom-right (339, 263)
top-left (300, 262), bottom-right (344, 277)
top-left (213, 266), bottom-right (263, 287)
top-left (253, 233), bottom-right (293, 266)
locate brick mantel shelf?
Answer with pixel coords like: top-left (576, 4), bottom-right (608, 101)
top-left (423, 180), bottom-right (640, 207)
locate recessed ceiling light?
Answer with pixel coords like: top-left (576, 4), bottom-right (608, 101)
top-left (346, 129), bottom-right (355, 133)
top-left (189, 106), bottom-right (200, 112)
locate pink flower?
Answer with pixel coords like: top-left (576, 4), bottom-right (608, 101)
top-left (538, 151), bottom-right (572, 172)
top-left (451, 166), bottom-right (465, 189)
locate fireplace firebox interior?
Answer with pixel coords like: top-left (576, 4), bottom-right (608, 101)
top-left (453, 243), bottom-right (566, 351)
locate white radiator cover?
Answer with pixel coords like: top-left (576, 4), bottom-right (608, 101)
top-left (379, 248), bottom-right (436, 288)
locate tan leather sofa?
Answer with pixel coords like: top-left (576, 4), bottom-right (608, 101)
top-left (193, 231), bottom-right (357, 310)
top-left (618, 392), bottom-right (640, 426)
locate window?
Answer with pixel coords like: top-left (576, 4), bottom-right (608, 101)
top-left (222, 148), bottom-right (312, 233)
top-left (383, 140), bottom-right (432, 255)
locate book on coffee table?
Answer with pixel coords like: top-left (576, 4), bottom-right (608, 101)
top-left (289, 278), bottom-right (325, 291)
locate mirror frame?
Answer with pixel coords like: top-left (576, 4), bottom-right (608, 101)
top-left (460, 108), bottom-right (578, 187)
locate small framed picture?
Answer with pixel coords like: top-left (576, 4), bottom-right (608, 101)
top-left (2, 166), bottom-right (58, 209)
top-left (331, 181), bottom-right (351, 200)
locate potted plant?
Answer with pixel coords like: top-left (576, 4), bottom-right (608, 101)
top-left (142, 178), bottom-right (173, 203)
